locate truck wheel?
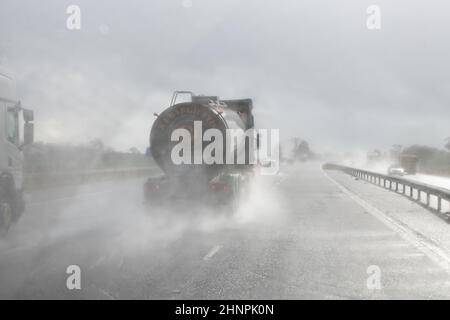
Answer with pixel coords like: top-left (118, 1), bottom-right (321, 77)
top-left (0, 173), bottom-right (23, 233)
top-left (228, 175), bottom-right (241, 213)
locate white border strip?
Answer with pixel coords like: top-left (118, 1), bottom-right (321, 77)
top-left (323, 168), bottom-right (450, 274)
top-left (203, 245), bottom-right (223, 261)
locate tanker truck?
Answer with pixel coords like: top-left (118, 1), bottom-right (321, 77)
top-left (144, 91), bottom-right (256, 209)
top-left (0, 69), bottom-right (34, 232)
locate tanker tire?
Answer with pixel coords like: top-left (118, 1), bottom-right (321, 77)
top-left (0, 173), bottom-right (24, 234)
top-left (229, 175), bottom-right (241, 214)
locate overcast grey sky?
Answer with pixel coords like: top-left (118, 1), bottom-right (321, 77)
top-left (0, 0), bottom-right (449, 152)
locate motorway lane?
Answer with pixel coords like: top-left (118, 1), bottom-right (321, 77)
top-left (1, 164), bottom-right (450, 299)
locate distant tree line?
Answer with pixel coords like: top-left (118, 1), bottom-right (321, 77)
top-left (401, 145), bottom-right (450, 176)
top-left (24, 140), bottom-right (153, 174)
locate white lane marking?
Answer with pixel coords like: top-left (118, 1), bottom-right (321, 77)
top-left (323, 168), bottom-right (450, 275)
top-left (0, 242), bottom-right (39, 257)
top-left (203, 245), bottom-right (223, 261)
top-left (89, 254), bottom-right (109, 270)
top-left (27, 190), bottom-right (117, 207)
top-left (88, 284), bottom-right (116, 300)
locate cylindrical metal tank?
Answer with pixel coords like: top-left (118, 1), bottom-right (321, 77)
top-left (150, 98), bottom-right (254, 180)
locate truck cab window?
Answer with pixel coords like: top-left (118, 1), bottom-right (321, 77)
top-left (6, 107), bottom-right (19, 145)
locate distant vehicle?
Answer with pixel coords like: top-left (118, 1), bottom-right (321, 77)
top-left (0, 69), bottom-right (34, 233)
top-left (144, 91), bottom-right (255, 210)
top-left (399, 154), bottom-right (418, 174)
top-left (387, 166), bottom-right (407, 176)
top-left (387, 154), bottom-right (418, 177)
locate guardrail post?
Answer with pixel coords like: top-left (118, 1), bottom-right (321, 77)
top-left (437, 197), bottom-right (442, 213)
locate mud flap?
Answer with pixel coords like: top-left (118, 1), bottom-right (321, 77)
top-left (222, 174), bottom-right (246, 213)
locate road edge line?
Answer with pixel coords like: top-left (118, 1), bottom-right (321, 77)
top-left (322, 168), bottom-right (450, 274)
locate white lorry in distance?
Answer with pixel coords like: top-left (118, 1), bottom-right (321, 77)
top-left (0, 69), bottom-right (34, 233)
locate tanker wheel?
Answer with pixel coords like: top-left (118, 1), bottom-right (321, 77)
top-left (228, 175), bottom-right (241, 213)
top-left (0, 201), bottom-right (13, 234)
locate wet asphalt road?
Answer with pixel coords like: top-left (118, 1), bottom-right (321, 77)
top-left (1, 163), bottom-right (450, 299)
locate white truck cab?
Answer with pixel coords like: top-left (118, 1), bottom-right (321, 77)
top-left (0, 69), bottom-right (34, 232)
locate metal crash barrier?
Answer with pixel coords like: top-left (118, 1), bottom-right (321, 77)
top-left (323, 163), bottom-right (450, 221)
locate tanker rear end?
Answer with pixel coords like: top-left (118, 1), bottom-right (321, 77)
top-left (144, 92), bottom-right (256, 210)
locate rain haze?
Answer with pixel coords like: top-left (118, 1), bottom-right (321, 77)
top-left (1, 0), bottom-right (449, 152)
top-left (1, 0), bottom-right (450, 304)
